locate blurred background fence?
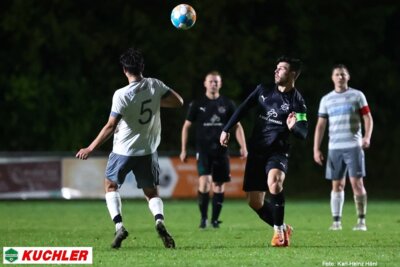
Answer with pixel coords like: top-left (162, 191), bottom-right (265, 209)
top-left (0, 151), bottom-right (397, 199)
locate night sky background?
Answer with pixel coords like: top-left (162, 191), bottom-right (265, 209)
top-left (1, 0), bottom-right (399, 197)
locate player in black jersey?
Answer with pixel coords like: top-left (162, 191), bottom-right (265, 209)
top-left (180, 71), bottom-right (248, 229)
top-left (220, 57), bottom-right (308, 247)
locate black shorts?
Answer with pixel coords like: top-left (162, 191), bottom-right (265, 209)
top-left (196, 151), bottom-right (231, 183)
top-left (243, 151), bottom-right (288, 192)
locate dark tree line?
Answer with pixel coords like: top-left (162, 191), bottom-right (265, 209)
top-left (1, 0), bottom-right (399, 197)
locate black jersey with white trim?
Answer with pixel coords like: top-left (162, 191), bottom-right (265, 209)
top-left (186, 95), bottom-right (236, 152)
top-left (223, 84), bottom-right (308, 153)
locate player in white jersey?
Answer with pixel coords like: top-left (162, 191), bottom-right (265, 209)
top-left (76, 47), bottom-right (183, 248)
top-left (313, 64), bottom-right (373, 231)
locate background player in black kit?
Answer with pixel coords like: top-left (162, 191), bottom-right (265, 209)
top-left (180, 71), bottom-right (248, 229)
top-left (220, 57), bottom-right (308, 247)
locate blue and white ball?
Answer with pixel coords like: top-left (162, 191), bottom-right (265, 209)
top-left (171, 4), bottom-right (196, 30)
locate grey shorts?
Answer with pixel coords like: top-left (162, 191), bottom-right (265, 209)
top-left (326, 147), bottom-right (365, 180)
top-left (105, 152), bottom-right (160, 188)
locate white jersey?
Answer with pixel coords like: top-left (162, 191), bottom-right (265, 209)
top-left (110, 77), bottom-right (171, 156)
top-left (318, 87), bottom-right (369, 150)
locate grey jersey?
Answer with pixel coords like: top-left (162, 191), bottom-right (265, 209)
top-left (318, 87), bottom-right (369, 150)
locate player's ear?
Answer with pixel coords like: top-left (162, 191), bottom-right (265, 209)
top-left (290, 70), bottom-right (297, 80)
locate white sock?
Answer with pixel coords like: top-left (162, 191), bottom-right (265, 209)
top-left (105, 191), bottom-right (122, 221)
top-left (115, 222), bottom-right (123, 231)
top-left (148, 197), bottom-right (164, 223)
top-left (331, 191), bottom-right (344, 218)
top-left (274, 225), bottom-right (284, 232)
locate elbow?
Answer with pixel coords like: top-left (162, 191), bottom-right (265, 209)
top-left (107, 124), bottom-right (118, 133)
top-left (162, 97), bottom-right (184, 108)
top-left (173, 95), bottom-right (184, 107)
top-left (178, 97), bottom-right (184, 107)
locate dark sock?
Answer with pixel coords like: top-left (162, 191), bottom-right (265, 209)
top-left (254, 200), bottom-right (274, 227)
top-left (211, 192), bottom-right (224, 222)
top-left (271, 191), bottom-right (285, 226)
top-left (333, 216), bottom-right (341, 222)
top-left (155, 214), bottom-right (164, 221)
top-left (198, 191), bottom-right (210, 219)
top-left (113, 214), bottom-right (122, 224)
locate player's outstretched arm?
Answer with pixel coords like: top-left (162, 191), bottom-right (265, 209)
top-left (76, 115), bottom-right (120, 160)
top-left (161, 89), bottom-right (184, 108)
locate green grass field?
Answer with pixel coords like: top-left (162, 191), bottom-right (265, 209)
top-left (1, 199), bottom-right (399, 267)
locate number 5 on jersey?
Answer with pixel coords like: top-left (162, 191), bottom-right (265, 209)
top-left (139, 99), bottom-right (152, 124)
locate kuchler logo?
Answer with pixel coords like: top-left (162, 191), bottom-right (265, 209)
top-left (3, 247), bottom-right (92, 264)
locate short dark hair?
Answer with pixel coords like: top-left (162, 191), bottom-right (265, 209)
top-left (119, 47), bottom-right (144, 75)
top-left (331, 64), bottom-right (350, 75)
top-left (277, 56), bottom-right (303, 79)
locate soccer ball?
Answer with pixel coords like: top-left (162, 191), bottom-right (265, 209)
top-left (171, 4), bottom-right (196, 30)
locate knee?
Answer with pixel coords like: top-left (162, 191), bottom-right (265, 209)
top-left (199, 183), bottom-right (210, 193)
top-left (352, 181), bottom-right (365, 195)
top-left (332, 180), bottom-right (345, 192)
top-left (143, 187), bottom-right (159, 199)
top-left (268, 179), bottom-right (283, 194)
top-left (269, 184), bottom-right (283, 194)
top-left (212, 182), bottom-right (224, 193)
top-left (199, 176), bottom-right (211, 192)
top-left (267, 170), bottom-right (285, 194)
top-left (335, 184), bottom-right (344, 192)
top-left (105, 179), bottom-right (118, 192)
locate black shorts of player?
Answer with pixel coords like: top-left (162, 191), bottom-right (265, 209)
top-left (196, 151), bottom-right (231, 183)
top-left (243, 151), bottom-right (289, 192)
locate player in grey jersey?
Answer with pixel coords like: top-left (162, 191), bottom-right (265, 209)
top-left (76, 47), bottom-right (183, 248)
top-left (313, 64), bottom-right (373, 231)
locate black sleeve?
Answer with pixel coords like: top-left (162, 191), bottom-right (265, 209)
top-left (291, 121), bottom-right (308, 139)
top-left (222, 86), bottom-right (260, 132)
top-left (291, 91), bottom-right (308, 139)
top-left (226, 99), bottom-right (237, 118)
top-left (186, 101), bottom-right (197, 122)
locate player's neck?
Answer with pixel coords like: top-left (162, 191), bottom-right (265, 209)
top-left (128, 74), bottom-right (143, 83)
top-left (206, 92), bottom-right (220, 99)
top-left (334, 85), bottom-right (348, 93)
top-left (277, 84), bottom-right (294, 93)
